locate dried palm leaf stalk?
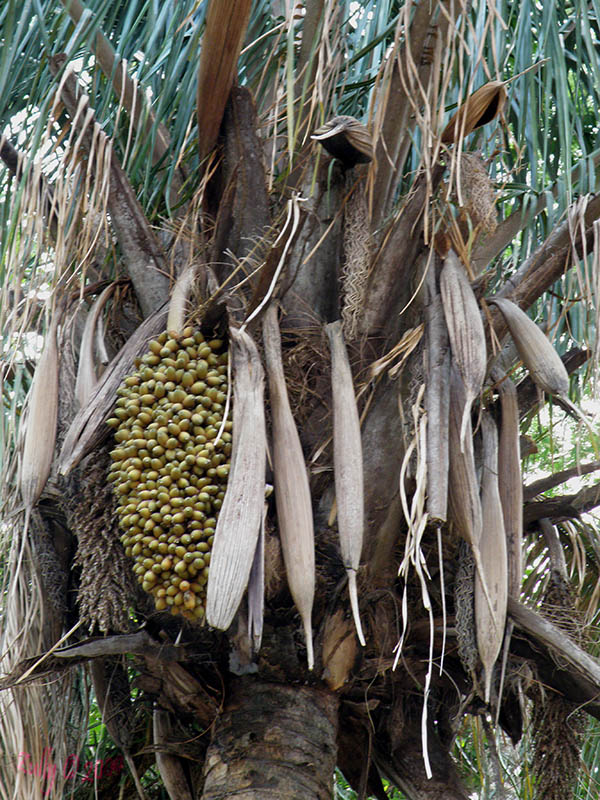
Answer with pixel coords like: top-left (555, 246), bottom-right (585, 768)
top-left (263, 305), bottom-right (315, 669)
top-left (441, 81), bottom-right (507, 144)
top-left (492, 368), bottom-right (523, 598)
top-left (311, 115), bottom-right (373, 167)
top-left (153, 707), bottom-right (194, 800)
top-left (447, 367), bottom-right (493, 617)
top-left (325, 320), bottom-right (366, 646)
top-left (196, 0), bottom-right (253, 162)
top-left (206, 327), bottom-right (266, 631)
top-left (75, 283), bottom-right (115, 408)
top-left (475, 413), bottom-right (508, 704)
top-left (489, 296), bottom-right (597, 443)
top-left (424, 257), bottom-right (450, 524)
top-left (167, 264), bottom-right (198, 338)
top-left (440, 250), bottom-right (486, 451)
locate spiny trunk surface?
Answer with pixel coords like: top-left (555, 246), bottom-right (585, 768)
top-left (201, 678), bottom-right (338, 800)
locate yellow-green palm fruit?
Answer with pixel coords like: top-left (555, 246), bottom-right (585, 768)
top-left (107, 327), bottom-right (231, 622)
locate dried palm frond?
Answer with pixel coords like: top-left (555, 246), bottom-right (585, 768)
top-left (325, 320), bottom-right (366, 646)
top-left (263, 305), bottom-right (315, 669)
top-left (441, 81), bottom-right (507, 144)
top-left (311, 115), bottom-right (373, 167)
top-left (206, 327), bottom-right (266, 631)
top-left (475, 413), bottom-right (508, 704)
top-left (440, 250), bottom-right (486, 451)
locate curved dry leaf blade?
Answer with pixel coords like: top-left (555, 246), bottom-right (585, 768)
top-left (441, 81), bottom-right (507, 143)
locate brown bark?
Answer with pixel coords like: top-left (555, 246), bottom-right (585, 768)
top-left (201, 678), bottom-right (338, 800)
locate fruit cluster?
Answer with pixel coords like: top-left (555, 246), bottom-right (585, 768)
top-left (106, 328), bottom-right (230, 621)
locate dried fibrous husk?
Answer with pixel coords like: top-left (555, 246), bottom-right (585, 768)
top-left (341, 179), bottom-right (371, 340)
top-left (75, 283), bottom-right (115, 409)
top-left (489, 296), bottom-right (597, 444)
top-left (440, 250), bottom-right (486, 451)
top-left (321, 609), bottom-right (357, 691)
top-left (71, 449), bottom-right (134, 633)
top-left (493, 368), bottom-right (523, 598)
top-left (475, 413), bottom-right (508, 704)
top-left (153, 707), bottom-right (194, 800)
top-left (311, 115), bottom-right (373, 167)
top-left (166, 264), bottom-right (198, 338)
top-left (20, 314), bottom-right (59, 513)
top-left (457, 153), bottom-right (497, 236)
top-left (262, 305), bottom-right (315, 669)
top-left (206, 327), bottom-right (266, 631)
top-left (447, 367), bottom-right (493, 617)
top-left (325, 320), bottom-right (366, 646)
top-left (441, 81), bottom-right (507, 144)
top-left (424, 259), bottom-right (451, 524)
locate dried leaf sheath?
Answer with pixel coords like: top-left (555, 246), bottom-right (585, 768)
top-left (493, 368), bottom-right (523, 598)
top-left (475, 413), bottom-right (508, 703)
top-left (440, 251), bottom-right (486, 451)
top-left (325, 320), bottom-right (366, 646)
top-left (262, 305), bottom-right (315, 669)
top-left (206, 328), bottom-right (266, 631)
top-left (424, 258), bottom-right (451, 524)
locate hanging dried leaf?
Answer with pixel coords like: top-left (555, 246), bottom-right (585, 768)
top-left (311, 116), bottom-right (373, 167)
top-left (441, 81), bottom-right (507, 144)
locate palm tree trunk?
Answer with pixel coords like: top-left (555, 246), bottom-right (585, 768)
top-left (200, 678), bottom-right (338, 799)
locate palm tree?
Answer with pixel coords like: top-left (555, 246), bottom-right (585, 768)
top-left (2, 1), bottom-right (600, 798)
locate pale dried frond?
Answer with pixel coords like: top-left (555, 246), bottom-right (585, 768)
top-left (325, 320), bottom-right (366, 646)
top-left (206, 327), bottom-right (266, 631)
top-left (475, 413), bottom-right (508, 704)
top-left (263, 305), bottom-right (315, 669)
